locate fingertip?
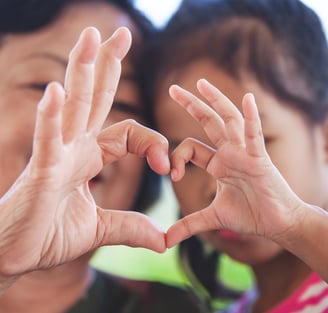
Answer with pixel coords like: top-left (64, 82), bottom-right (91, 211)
top-left (38, 84), bottom-right (51, 111)
top-left (169, 84), bottom-right (178, 92)
top-left (110, 26), bottom-right (132, 60)
top-left (170, 151), bottom-right (186, 181)
top-left (168, 84), bottom-right (177, 98)
top-left (244, 92), bottom-right (255, 104)
top-left (146, 227), bottom-right (166, 253)
top-left (196, 78), bottom-right (208, 89)
top-left (165, 228), bottom-right (180, 249)
top-left (38, 82), bottom-right (64, 112)
top-left (146, 142), bottom-right (170, 175)
top-left (163, 155), bottom-right (171, 175)
top-left (155, 239), bottom-right (167, 254)
top-left (144, 219), bottom-right (167, 253)
top-left (83, 26), bottom-right (102, 43)
top-left (170, 168), bottom-right (180, 182)
top-left (48, 82), bottom-right (65, 103)
top-left (157, 234), bottom-right (167, 253)
top-left (48, 81), bottom-right (65, 93)
top-left (197, 78), bottom-right (219, 98)
top-left (169, 84), bottom-right (184, 99)
top-left (243, 92), bottom-right (259, 120)
top-left (165, 232), bottom-right (173, 249)
top-left (156, 153), bottom-right (171, 175)
top-left (116, 26), bottom-right (132, 40)
top-left (72, 27), bottom-right (101, 64)
top-left (163, 140), bottom-right (171, 173)
top-left (148, 135), bottom-right (171, 175)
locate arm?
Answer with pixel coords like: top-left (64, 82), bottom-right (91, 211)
top-left (166, 78), bottom-right (328, 282)
top-left (0, 27), bottom-right (169, 294)
top-left (278, 203), bottom-right (328, 282)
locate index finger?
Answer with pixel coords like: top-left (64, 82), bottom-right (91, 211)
top-left (197, 79), bottom-right (245, 145)
top-left (170, 138), bottom-right (216, 182)
top-left (87, 27), bottom-right (132, 132)
top-left (98, 119), bottom-right (170, 175)
top-left (169, 84), bottom-right (226, 148)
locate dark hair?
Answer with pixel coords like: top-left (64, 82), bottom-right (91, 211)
top-left (179, 236), bottom-right (242, 311)
top-left (146, 0), bottom-right (328, 123)
top-left (143, 0), bottom-right (328, 309)
top-left (0, 0), bottom-right (160, 212)
top-left (0, 0), bottom-right (153, 35)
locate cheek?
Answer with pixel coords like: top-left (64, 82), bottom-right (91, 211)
top-left (280, 158), bottom-right (325, 205)
top-left (120, 155), bottom-right (145, 187)
top-left (224, 238), bottom-right (284, 265)
top-left (267, 140), bottom-right (325, 205)
top-left (204, 232), bottom-right (284, 265)
top-left (172, 169), bottom-right (214, 216)
top-left (172, 180), bottom-right (198, 216)
top-left (0, 93), bottom-right (37, 194)
top-left (93, 156), bottom-right (145, 211)
top-left (0, 92), bottom-right (37, 146)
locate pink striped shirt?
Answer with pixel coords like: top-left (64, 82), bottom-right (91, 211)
top-left (224, 272), bottom-right (328, 313)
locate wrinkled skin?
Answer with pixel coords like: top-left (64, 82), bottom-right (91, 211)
top-left (0, 27), bottom-right (170, 294)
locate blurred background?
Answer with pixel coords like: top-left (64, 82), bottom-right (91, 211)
top-left (134, 0), bottom-right (182, 28)
top-left (91, 0), bottom-right (328, 294)
top-left (135, 0), bottom-right (328, 31)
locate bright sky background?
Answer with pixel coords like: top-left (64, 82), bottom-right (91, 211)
top-left (135, 0), bottom-right (328, 36)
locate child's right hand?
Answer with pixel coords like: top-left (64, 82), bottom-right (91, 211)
top-left (166, 78), bottom-right (305, 248)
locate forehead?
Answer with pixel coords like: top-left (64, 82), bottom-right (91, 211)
top-left (156, 59), bottom-right (308, 135)
top-left (0, 2), bottom-right (145, 118)
top-left (0, 2), bottom-right (140, 64)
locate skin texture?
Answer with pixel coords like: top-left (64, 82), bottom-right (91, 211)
top-left (0, 3), bottom-right (169, 311)
top-left (0, 2), bottom-right (148, 219)
top-left (155, 60), bottom-right (328, 310)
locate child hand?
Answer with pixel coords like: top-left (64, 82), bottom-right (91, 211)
top-left (166, 79), bottom-right (303, 248)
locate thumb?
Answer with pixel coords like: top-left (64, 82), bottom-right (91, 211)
top-left (95, 208), bottom-right (166, 253)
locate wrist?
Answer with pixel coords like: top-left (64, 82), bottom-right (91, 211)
top-left (274, 201), bottom-right (326, 255)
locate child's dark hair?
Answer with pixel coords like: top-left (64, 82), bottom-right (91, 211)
top-left (0, 0), bottom-right (160, 212)
top-left (146, 0), bottom-right (328, 123)
top-left (179, 236), bottom-right (242, 311)
top-left (143, 0), bottom-right (328, 309)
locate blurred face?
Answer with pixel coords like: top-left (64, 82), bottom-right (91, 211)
top-left (0, 3), bottom-right (146, 212)
top-left (155, 59), bottom-right (328, 265)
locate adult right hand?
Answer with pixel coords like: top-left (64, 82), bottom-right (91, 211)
top-left (0, 27), bottom-right (169, 293)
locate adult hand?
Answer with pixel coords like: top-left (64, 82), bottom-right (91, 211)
top-left (166, 78), bottom-right (304, 248)
top-left (0, 27), bottom-right (169, 289)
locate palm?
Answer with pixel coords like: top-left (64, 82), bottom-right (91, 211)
top-left (207, 143), bottom-right (278, 234)
top-left (167, 79), bottom-right (300, 247)
top-left (28, 135), bottom-right (102, 266)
